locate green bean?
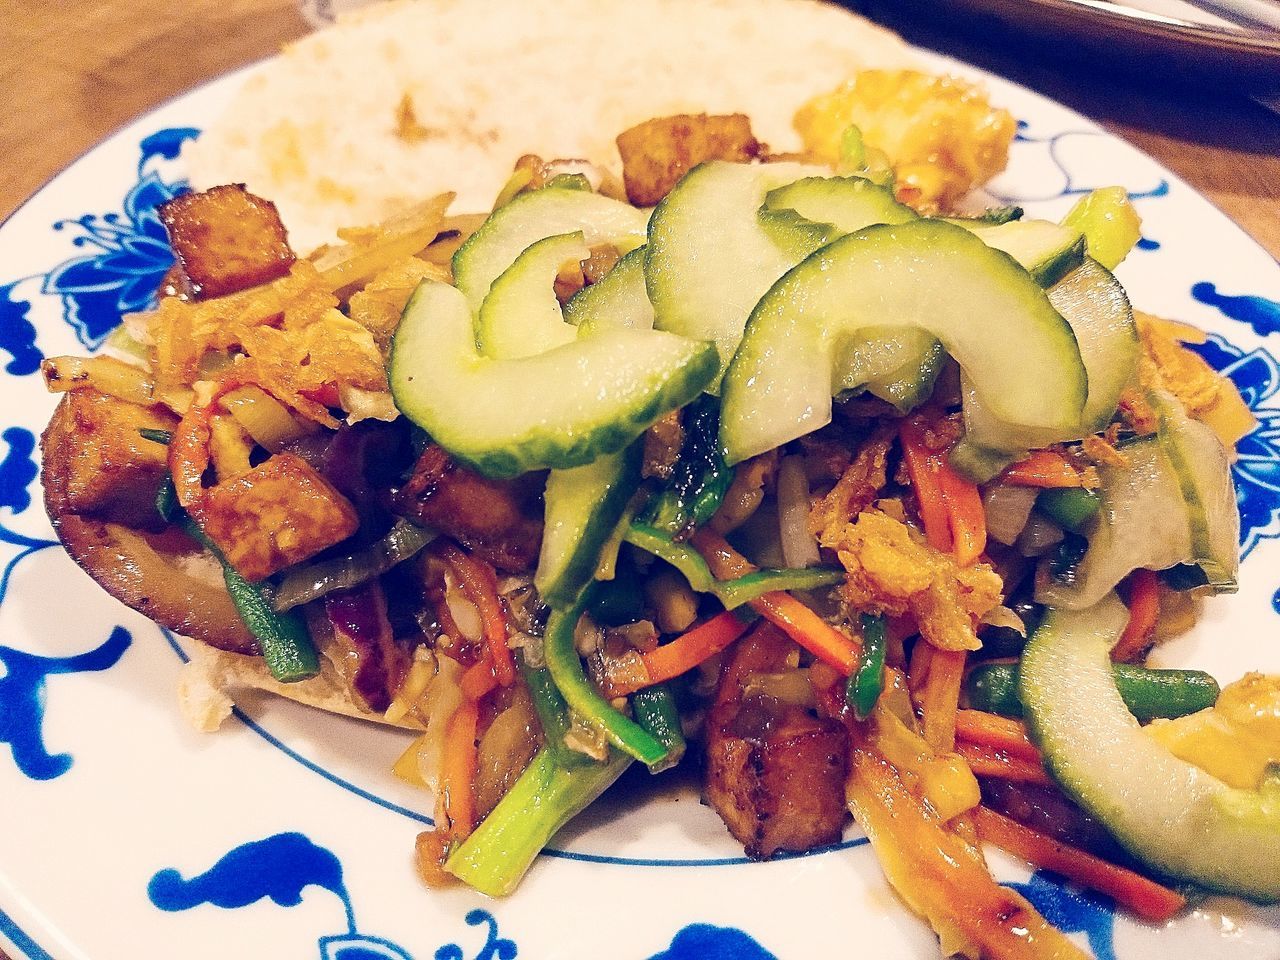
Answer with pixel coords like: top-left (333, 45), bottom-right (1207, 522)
top-left (965, 661), bottom-right (1220, 722)
top-left (182, 518), bottom-right (319, 683)
top-left (519, 653), bottom-right (581, 768)
top-left (631, 683), bottom-right (686, 773)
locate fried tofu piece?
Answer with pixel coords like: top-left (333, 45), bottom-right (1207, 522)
top-left (51, 389), bottom-right (178, 528)
top-left (616, 113), bottom-right (761, 206)
top-left (160, 184), bottom-right (295, 299)
top-left (200, 452), bottom-right (358, 582)
top-left (392, 445), bottom-right (543, 573)
top-left (704, 622), bottom-right (850, 858)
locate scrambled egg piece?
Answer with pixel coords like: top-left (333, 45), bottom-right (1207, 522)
top-left (1132, 312), bottom-right (1256, 450)
top-left (835, 509), bottom-right (1002, 651)
top-left (1147, 673), bottom-right (1280, 790)
top-left (794, 69), bottom-right (1016, 210)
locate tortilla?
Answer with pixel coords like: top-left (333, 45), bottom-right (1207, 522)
top-left (187, 0), bottom-right (915, 252)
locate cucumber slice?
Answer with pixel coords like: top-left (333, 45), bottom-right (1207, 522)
top-left (1062, 186), bottom-right (1141, 271)
top-left (1149, 389), bottom-right (1240, 591)
top-left (390, 280), bottom-right (717, 477)
top-left (453, 186), bottom-right (648, 312)
top-left (536, 442), bottom-right (643, 609)
top-left (645, 160), bottom-right (826, 388)
top-left (476, 232), bottom-right (587, 359)
top-left (761, 175), bottom-right (917, 253)
top-left (720, 220), bottom-right (1087, 465)
top-left (836, 326), bottom-right (946, 412)
top-left (954, 218), bottom-right (1086, 288)
top-left (1021, 595), bottom-right (1280, 901)
top-left (953, 257), bottom-right (1138, 480)
top-left (1036, 401), bottom-right (1239, 609)
top-left (563, 246), bottom-right (654, 332)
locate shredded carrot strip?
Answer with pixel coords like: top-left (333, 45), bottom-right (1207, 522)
top-left (460, 656), bottom-right (499, 702)
top-left (440, 700), bottom-right (480, 837)
top-left (640, 611), bottom-right (750, 688)
top-left (955, 710), bottom-right (1042, 764)
top-left (900, 417), bottom-right (987, 565)
top-left (899, 418), bottom-right (953, 553)
top-left (1112, 569), bottom-right (1160, 663)
top-left (691, 530), bottom-right (861, 674)
top-left (754, 592), bottom-right (861, 675)
top-left (972, 806), bottom-right (1186, 922)
top-left (909, 643), bottom-right (967, 752)
top-left (957, 742), bottom-right (1055, 787)
top-left (1000, 450), bottom-right (1085, 488)
top-left (440, 544), bottom-right (516, 687)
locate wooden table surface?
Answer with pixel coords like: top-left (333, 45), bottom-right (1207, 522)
top-left (0, 2), bottom-right (1277, 956)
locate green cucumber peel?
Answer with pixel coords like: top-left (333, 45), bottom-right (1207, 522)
top-left (390, 280), bottom-right (717, 477)
top-left (1021, 595), bottom-right (1280, 901)
top-left (453, 186), bottom-right (648, 313)
top-left (721, 220), bottom-right (1087, 466)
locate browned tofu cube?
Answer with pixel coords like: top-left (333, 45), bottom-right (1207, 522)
top-left (391, 444), bottom-right (543, 573)
top-left (200, 452), bottom-right (358, 581)
top-left (616, 113), bottom-right (761, 206)
top-left (704, 622), bottom-right (850, 858)
top-left (50, 390), bottom-right (178, 528)
top-left (159, 184), bottom-right (295, 299)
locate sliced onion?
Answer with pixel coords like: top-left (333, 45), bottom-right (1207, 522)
top-left (271, 519), bottom-right (436, 611)
top-left (1016, 515), bottom-right (1064, 557)
top-left (983, 483), bottom-right (1038, 546)
top-left (221, 385), bottom-right (316, 452)
top-left (777, 455), bottom-right (820, 568)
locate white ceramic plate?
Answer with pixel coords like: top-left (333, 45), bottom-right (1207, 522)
top-left (2, 51), bottom-right (1280, 960)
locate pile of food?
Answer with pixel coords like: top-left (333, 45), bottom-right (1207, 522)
top-left (38, 4), bottom-right (1280, 959)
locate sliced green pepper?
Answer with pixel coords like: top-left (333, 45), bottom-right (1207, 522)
top-left (542, 590), bottom-right (669, 767)
top-left (639, 395), bottom-right (732, 536)
top-left (847, 614), bottom-right (887, 720)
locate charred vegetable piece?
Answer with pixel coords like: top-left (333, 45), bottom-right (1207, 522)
top-left (640, 395), bottom-right (732, 536)
top-left (271, 519), bottom-right (436, 612)
top-left (393, 444), bottom-right (544, 574)
top-left (200, 453), bottom-right (360, 582)
top-left (704, 622), bottom-right (850, 858)
top-left (159, 184), bottom-right (295, 299)
top-left (616, 113), bottom-right (762, 206)
top-left (966, 660), bottom-right (1220, 722)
